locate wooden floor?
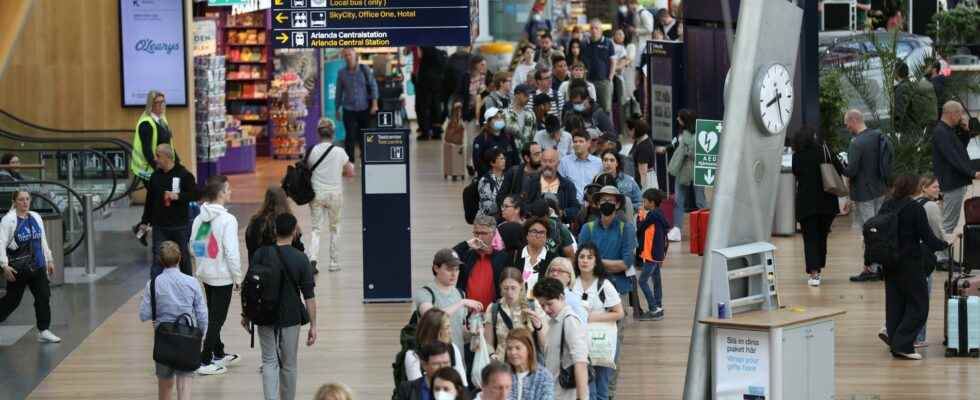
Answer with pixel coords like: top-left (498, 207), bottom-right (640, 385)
top-left (27, 140), bottom-right (980, 400)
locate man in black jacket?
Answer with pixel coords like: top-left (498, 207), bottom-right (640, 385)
top-left (496, 142), bottom-right (542, 209)
top-left (842, 110), bottom-right (888, 282)
top-left (395, 341), bottom-right (454, 400)
top-left (520, 149), bottom-right (581, 223)
top-left (139, 143), bottom-right (198, 277)
top-left (932, 101), bottom-right (980, 234)
top-left (452, 215), bottom-right (507, 307)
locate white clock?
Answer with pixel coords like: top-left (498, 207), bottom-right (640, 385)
top-left (752, 63), bottom-right (794, 135)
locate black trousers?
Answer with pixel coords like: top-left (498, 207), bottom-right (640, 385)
top-left (201, 283), bottom-right (233, 364)
top-left (342, 108), bottom-right (372, 163)
top-left (799, 214), bottom-right (835, 274)
top-left (885, 262), bottom-right (929, 354)
top-left (0, 268), bottom-right (51, 331)
top-left (151, 225), bottom-right (192, 278)
top-left (415, 81), bottom-right (444, 135)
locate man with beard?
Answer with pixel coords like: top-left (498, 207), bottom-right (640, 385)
top-left (520, 149), bottom-right (580, 223)
top-left (497, 142), bottom-right (543, 209)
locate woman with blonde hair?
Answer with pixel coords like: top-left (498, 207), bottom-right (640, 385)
top-left (544, 257), bottom-right (589, 323)
top-left (244, 186), bottom-right (306, 263)
top-left (313, 383), bottom-right (354, 400)
top-left (483, 267), bottom-right (548, 360)
top-left (505, 328), bottom-right (554, 400)
top-left (404, 308), bottom-right (468, 387)
top-left (131, 90), bottom-right (177, 181)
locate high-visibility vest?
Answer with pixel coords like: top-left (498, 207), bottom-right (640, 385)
top-left (130, 114), bottom-right (161, 180)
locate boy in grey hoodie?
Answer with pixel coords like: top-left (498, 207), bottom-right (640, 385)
top-left (190, 175), bottom-right (242, 375)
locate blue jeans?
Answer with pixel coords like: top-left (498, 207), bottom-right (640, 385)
top-left (639, 261), bottom-right (663, 310)
top-left (591, 366), bottom-right (614, 400)
top-left (917, 273), bottom-right (933, 343)
top-left (150, 224), bottom-right (192, 278)
top-left (673, 181), bottom-right (706, 233)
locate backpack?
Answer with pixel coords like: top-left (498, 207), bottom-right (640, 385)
top-left (877, 133), bottom-right (894, 182)
top-left (282, 145), bottom-right (334, 206)
top-left (463, 178), bottom-right (480, 224)
top-left (241, 247), bottom-right (299, 326)
top-left (391, 286), bottom-right (462, 399)
top-left (862, 199), bottom-right (914, 269)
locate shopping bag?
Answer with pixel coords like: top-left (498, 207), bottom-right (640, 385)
top-left (470, 328), bottom-right (492, 388)
top-left (588, 322), bottom-right (618, 369)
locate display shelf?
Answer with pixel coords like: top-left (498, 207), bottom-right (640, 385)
top-left (228, 43), bottom-right (267, 47)
top-left (227, 60), bottom-right (267, 64)
top-left (194, 55), bottom-right (228, 163)
top-left (227, 96), bottom-right (268, 101)
top-left (268, 71), bottom-right (309, 159)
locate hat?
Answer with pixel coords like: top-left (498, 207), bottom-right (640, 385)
top-left (598, 132), bottom-right (619, 143)
top-left (533, 92), bottom-right (552, 106)
top-left (586, 128), bottom-right (602, 140)
top-left (483, 107), bottom-right (502, 121)
top-left (591, 185), bottom-right (625, 205)
top-left (432, 248), bottom-right (462, 267)
top-left (514, 83), bottom-right (536, 96)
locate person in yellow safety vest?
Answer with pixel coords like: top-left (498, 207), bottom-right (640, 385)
top-left (131, 90), bottom-right (177, 182)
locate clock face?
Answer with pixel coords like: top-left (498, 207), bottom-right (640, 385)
top-left (753, 64), bottom-right (794, 135)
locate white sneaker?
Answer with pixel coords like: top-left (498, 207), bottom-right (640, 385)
top-left (197, 363), bottom-right (227, 375)
top-left (215, 354), bottom-right (240, 367)
top-left (328, 264), bottom-right (341, 272)
top-left (37, 330), bottom-right (61, 343)
top-left (807, 276), bottom-right (821, 287)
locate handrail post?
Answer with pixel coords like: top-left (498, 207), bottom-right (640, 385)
top-left (66, 153), bottom-right (74, 234)
top-left (83, 194), bottom-right (95, 276)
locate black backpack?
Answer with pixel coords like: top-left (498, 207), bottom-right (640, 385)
top-left (282, 145), bottom-right (333, 206)
top-left (391, 287), bottom-right (462, 399)
top-left (877, 134), bottom-right (895, 182)
top-left (463, 178), bottom-right (480, 224)
top-left (241, 246), bottom-right (298, 327)
top-left (863, 199), bottom-right (913, 269)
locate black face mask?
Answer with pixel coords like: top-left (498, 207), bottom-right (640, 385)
top-left (599, 202), bottom-right (617, 216)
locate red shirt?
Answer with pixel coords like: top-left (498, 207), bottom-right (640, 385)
top-left (467, 255), bottom-right (496, 308)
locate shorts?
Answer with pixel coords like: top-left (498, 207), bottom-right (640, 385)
top-left (155, 362), bottom-right (194, 379)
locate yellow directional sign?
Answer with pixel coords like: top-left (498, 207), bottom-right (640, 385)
top-left (276, 32), bottom-right (289, 44)
top-left (275, 12), bottom-right (287, 24)
top-left (274, 0), bottom-right (283, 5)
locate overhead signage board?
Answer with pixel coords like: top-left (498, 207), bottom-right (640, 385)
top-left (119, 0), bottom-right (188, 107)
top-left (208, 0), bottom-right (247, 5)
top-left (694, 119), bottom-right (723, 187)
top-left (270, 0), bottom-right (471, 49)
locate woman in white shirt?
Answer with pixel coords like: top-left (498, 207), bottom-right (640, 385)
top-left (512, 45), bottom-right (538, 92)
top-left (405, 308), bottom-right (468, 387)
top-left (572, 242), bottom-right (624, 400)
top-left (544, 257), bottom-right (590, 324)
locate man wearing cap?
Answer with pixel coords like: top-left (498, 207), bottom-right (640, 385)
top-left (452, 216), bottom-right (510, 308)
top-left (535, 114), bottom-right (573, 157)
top-left (496, 142), bottom-right (543, 208)
top-left (559, 130), bottom-right (604, 202)
top-left (416, 248), bottom-right (485, 351)
top-left (596, 132), bottom-right (621, 155)
top-left (528, 67), bottom-right (565, 119)
top-left (473, 107), bottom-right (519, 177)
top-left (521, 149), bottom-right (581, 224)
top-left (531, 93), bottom-right (553, 132)
top-left (505, 83), bottom-right (538, 151)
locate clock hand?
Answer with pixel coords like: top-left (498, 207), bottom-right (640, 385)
top-left (766, 91), bottom-right (782, 108)
top-left (775, 95), bottom-right (784, 126)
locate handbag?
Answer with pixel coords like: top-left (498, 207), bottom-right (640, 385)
top-left (557, 315), bottom-right (595, 389)
top-left (151, 275), bottom-right (204, 372)
top-left (445, 104), bottom-right (465, 146)
top-left (819, 144), bottom-right (849, 197)
top-left (6, 242), bottom-right (35, 274)
top-left (667, 137), bottom-right (685, 178)
top-left (587, 321), bottom-right (618, 368)
top-left (470, 325), bottom-right (492, 388)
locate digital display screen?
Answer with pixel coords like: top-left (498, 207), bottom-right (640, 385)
top-left (119, 0), bottom-right (188, 107)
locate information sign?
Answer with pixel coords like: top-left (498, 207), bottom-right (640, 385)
top-left (713, 328), bottom-right (770, 400)
top-left (271, 0), bottom-right (470, 48)
top-left (693, 119), bottom-right (723, 187)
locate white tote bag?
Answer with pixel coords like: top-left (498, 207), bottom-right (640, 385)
top-left (470, 328), bottom-right (492, 387)
top-left (588, 322), bottom-right (618, 369)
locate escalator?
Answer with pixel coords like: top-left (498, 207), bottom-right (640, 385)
top-left (0, 109), bottom-right (139, 255)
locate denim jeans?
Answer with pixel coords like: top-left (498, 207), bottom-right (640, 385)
top-left (151, 224), bottom-right (192, 277)
top-left (673, 181), bottom-right (706, 233)
top-left (917, 273), bottom-right (933, 343)
top-left (591, 366), bottom-right (614, 400)
top-left (639, 261), bottom-right (663, 310)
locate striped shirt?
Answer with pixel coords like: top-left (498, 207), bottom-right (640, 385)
top-left (526, 88), bottom-right (565, 118)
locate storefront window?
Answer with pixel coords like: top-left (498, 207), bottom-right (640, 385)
top-left (488, 0), bottom-right (538, 42)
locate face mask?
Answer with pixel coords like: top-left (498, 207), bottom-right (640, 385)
top-left (619, 5), bottom-right (629, 14)
top-left (492, 120), bottom-right (506, 131)
top-left (600, 202), bottom-right (617, 216)
top-left (533, 13), bottom-right (542, 21)
top-left (434, 392), bottom-right (455, 400)
top-left (573, 102), bottom-right (586, 113)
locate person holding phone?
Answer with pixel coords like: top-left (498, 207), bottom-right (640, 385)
top-left (483, 268), bottom-right (548, 361)
top-left (452, 215), bottom-right (510, 308)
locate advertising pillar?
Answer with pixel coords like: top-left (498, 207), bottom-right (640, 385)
top-left (361, 128), bottom-right (411, 302)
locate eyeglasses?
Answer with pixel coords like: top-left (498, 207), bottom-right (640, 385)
top-left (473, 230), bottom-right (493, 236)
top-left (528, 229), bottom-right (547, 236)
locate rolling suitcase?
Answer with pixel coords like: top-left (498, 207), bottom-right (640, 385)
top-left (946, 296), bottom-right (980, 357)
top-left (658, 153), bottom-right (677, 227)
top-left (964, 197), bottom-right (980, 225)
top-left (963, 224), bottom-right (980, 271)
top-left (443, 142), bottom-right (466, 181)
top-left (690, 209), bottom-right (710, 256)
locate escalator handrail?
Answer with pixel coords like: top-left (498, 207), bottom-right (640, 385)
top-left (0, 109), bottom-right (131, 134)
top-left (0, 180), bottom-right (91, 255)
top-left (0, 144), bottom-right (122, 212)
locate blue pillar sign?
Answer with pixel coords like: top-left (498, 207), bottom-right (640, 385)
top-left (361, 128), bottom-right (411, 302)
top-left (271, 0), bottom-right (471, 49)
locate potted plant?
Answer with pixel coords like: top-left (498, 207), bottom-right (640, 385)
top-left (930, 2), bottom-right (980, 57)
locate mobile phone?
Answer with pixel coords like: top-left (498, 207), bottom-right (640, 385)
top-left (474, 238), bottom-right (488, 249)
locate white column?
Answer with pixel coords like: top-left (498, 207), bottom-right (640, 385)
top-left (477, 0), bottom-right (494, 43)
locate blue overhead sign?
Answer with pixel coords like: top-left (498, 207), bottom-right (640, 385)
top-left (271, 0), bottom-right (470, 48)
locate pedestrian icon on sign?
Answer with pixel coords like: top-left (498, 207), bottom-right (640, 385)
top-left (293, 32), bottom-right (307, 47)
top-left (292, 12), bottom-right (308, 28)
top-left (391, 146), bottom-right (404, 161)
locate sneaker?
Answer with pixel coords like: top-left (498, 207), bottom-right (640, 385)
top-left (807, 276), bottom-right (821, 287)
top-left (328, 264), bottom-right (341, 272)
top-left (197, 363), bottom-right (227, 375)
top-left (639, 308), bottom-right (665, 321)
top-left (893, 352), bottom-right (922, 360)
top-left (877, 328), bottom-right (889, 346)
top-left (311, 261), bottom-right (319, 275)
top-left (914, 341), bottom-right (929, 348)
top-left (850, 271), bottom-right (879, 282)
top-left (37, 330), bottom-right (61, 343)
top-left (215, 354), bottom-right (240, 367)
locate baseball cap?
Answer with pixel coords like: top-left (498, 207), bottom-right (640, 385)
top-left (483, 107), bottom-right (502, 121)
top-left (533, 92), bottom-right (552, 106)
top-left (598, 132), bottom-right (619, 143)
top-left (432, 248), bottom-right (462, 267)
top-left (514, 83), bottom-right (536, 96)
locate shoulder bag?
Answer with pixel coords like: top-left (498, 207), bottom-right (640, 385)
top-left (557, 315), bottom-right (595, 389)
top-left (151, 276), bottom-right (204, 371)
top-left (820, 144), bottom-right (849, 197)
top-left (6, 219), bottom-right (36, 274)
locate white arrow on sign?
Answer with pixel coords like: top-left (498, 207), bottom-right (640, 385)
top-left (704, 169), bottom-right (716, 185)
top-left (698, 130), bottom-right (719, 154)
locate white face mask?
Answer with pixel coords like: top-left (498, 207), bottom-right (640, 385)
top-left (434, 391), bottom-right (456, 400)
top-left (619, 5), bottom-right (629, 14)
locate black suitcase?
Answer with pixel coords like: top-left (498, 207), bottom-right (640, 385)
top-left (962, 224), bottom-right (980, 271)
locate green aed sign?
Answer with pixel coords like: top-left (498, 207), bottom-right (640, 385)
top-left (693, 119), bottom-right (722, 187)
top-left (208, 0), bottom-right (246, 6)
